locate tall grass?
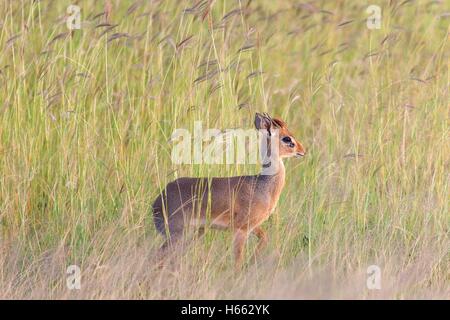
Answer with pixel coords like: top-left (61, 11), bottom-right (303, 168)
top-left (0, 0), bottom-right (448, 299)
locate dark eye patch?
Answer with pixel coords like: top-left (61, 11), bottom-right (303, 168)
top-left (282, 136), bottom-right (292, 143)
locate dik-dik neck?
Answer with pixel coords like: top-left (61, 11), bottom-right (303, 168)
top-left (260, 157), bottom-right (285, 176)
top-left (259, 158), bottom-right (286, 190)
top-left (257, 158), bottom-right (286, 211)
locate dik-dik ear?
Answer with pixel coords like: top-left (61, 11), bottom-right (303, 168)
top-left (271, 118), bottom-right (286, 128)
top-left (254, 113), bottom-right (272, 132)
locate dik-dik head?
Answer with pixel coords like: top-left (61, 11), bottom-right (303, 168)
top-left (254, 112), bottom-right (306, 159)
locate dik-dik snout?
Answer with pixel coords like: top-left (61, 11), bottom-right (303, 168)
top-left (153, 112), bottom-right (306, 268)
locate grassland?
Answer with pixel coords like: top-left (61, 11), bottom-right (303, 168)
top-left (0, 0), bottom-right (448, 299)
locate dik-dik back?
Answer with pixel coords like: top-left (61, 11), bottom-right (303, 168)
top-left (152, 113), bottom-right (306, 267)
top-left (153, 174), bottom-right (280, 234)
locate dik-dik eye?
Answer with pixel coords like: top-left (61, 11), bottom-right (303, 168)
top-left (282, 136), bottom-right (295, 147)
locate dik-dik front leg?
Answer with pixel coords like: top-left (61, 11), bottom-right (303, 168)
top-left (252, 226), bottom-right (268, 259)
top-left (233, 229), bottom-right (249, 269)
top-left (233, 225), bottom-right (269, 268)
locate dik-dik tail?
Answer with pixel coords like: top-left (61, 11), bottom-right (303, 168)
top-left (152, 194), bottom-right (166, 236)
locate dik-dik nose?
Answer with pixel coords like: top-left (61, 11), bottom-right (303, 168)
top-left (296, 143), bottom-right (306, 157)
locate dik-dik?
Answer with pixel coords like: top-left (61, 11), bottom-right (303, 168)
top-left (152, 113), bottom-right (306, 267)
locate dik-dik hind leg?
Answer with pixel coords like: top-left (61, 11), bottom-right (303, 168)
top-left (156, 232), bottom-right (183, 267)
top-left (196, 226), bottom-right (206, 238)
top-left (159, 233), bottom-right (182, 253)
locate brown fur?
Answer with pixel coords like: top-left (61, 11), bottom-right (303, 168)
top-left (152, 113), bottom-right (306, 268)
